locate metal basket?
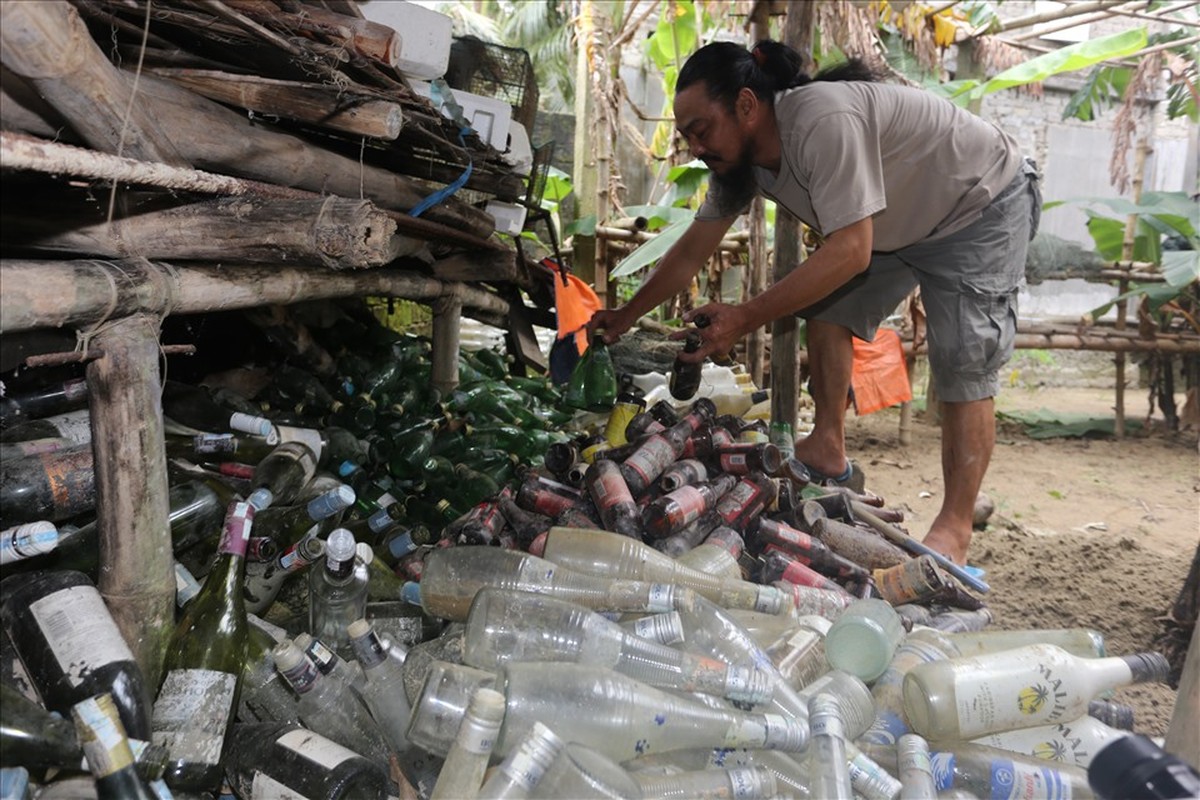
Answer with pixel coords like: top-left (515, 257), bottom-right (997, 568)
top-left (445, 36), bottom-right (539, 131)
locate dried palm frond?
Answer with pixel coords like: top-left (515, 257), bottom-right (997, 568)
top-left (813, 0), bottom-right (887, 74)
top-left (974, 36), bottom-right (1042, 97)
top-left (1110, 52), bottom-right (1163, 194)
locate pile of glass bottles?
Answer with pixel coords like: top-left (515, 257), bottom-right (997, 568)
top-left (1, 306), bottom-right (1195, 800)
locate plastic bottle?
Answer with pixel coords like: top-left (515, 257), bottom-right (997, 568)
top-left (674, 526), bottom-right (745, 582)
top-left (808, 694), bottom-right (853, 800)
top-left (823, 599), bottom-right (905, 682)
top-left (897, 733), bottom-right (938, 800)
top-left (477, 721), bottom-right (565, 800)
top-left (930, 741), bottom-right (1095, 799)
top-left (530, 741), bottom-right (641, 799)
top-left (429, 687), bottom-right (506, 800)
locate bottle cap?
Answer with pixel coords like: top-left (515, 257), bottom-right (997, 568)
top-left (347, 619), bottom-right (372, 640)
top-left (400, 581), bottom-right (422, 606)
top-left (325, 528), bottom-right (356, 563)
top-left (355, 542), bottom-right (374, 566)
top-left (388, 532), bottom-right (417, 559)
top-left (247, 488), bottom-right (274, 512)
top-left (308, 486), bottom-right (355, 519)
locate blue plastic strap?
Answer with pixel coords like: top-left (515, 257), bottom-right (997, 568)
top-left (410, 80), bottom-right (475, 218)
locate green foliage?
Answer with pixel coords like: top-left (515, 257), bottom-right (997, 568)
top-left (619, 204), bottom-right (693, 231)
top-left (611, 218), bottom-right (691, 278)
top-left (664, 159), bottom-right (711, 207)
top-left (1062, 65), bottom-right (1132, 122)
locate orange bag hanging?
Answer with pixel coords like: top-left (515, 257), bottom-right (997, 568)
top-left (850, 328), bottom-right (912, 416)
top-left (551, 266), bottom-right (602, 356)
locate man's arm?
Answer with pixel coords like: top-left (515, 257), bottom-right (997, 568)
top-left (590, 216), bottom-right (735, 343)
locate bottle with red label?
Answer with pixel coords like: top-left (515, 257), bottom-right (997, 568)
top-left (619, 399), bottom-right (716, 496)
top-left (516, 473), bottom-right (584, 519)
top-left (583, 460), bottom-right (643, 540)
top-left (715, 442), bottom-right (784, 476)
top-left (659, 459), bottom-right (708, 492)
top-left (642, 474), bottom-right (737, 540)
top-left (752, 517), bottom-right (872, 583)
top-left (711, 471), bottom-right (777, 531)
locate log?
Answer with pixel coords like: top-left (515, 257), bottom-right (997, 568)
top-left (7, 195), bottom-right (419, 270)
top-left (593, 225), bottom-right (748, 254)
top-left (152, 68), bottom-right (405, 140)
top-left (0, 65), bottom-right (72, 140)
top-left (87, 313), bottom-right (174, 689)
top-left (0, 259), bottom-right (509, 333)
top-left (224, 0), bottom-right (404, 70)
top-left (430, 295), bottom-right (463, 395)
top-left (431, 250), bottom-right (524, 286)
top-left (0, 0), bottom-right (187, 166)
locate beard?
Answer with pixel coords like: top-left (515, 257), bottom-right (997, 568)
top-left (705, 139), bottom-right (757, 200)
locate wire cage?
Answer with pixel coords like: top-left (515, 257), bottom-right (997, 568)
top-left (445, 36), bottom-right (539, 131)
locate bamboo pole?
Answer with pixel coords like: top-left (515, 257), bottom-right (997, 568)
top-left (994, 0), bottom-right (1129, 34)
top-left (7, 195), bottom-right (419, 269)
top-left (0, 0), bottom-right (187, 166)
top-left (594, 226), bottom-right (748, 253)
top-left (430, 295), bottom-right (463, 395)
top-left (86, 313), bottom-right (174, 689)
top-left (747, 7), bottom-right (771, 388)
top-left (0, 259), bottom-right (509, 334)
top-left (571, 0), bottom-right (602, 288)
top-left (152, 69), bottom-right (406, 140)
top-left (1115, 139), bottom-right (1152, 436)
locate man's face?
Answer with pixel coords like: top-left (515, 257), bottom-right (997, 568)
top-left (675, 82), bottom-right (755, 188)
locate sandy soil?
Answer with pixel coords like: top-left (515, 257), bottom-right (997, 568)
top-left (835, 385), bottom-right (1199, 738)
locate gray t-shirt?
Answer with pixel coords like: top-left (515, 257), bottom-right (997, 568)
top-left (696, 81), bottom-right (1022, 252)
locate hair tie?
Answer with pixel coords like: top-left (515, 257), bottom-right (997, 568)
top-left (751, 45), bottom-right (766, 67)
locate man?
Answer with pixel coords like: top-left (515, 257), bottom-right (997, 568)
top-left (589, 40), bottom-right (1041, 566)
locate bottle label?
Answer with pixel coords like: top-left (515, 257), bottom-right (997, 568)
top-left (621, 436), bottom-right (675, 486)
top-left (276, 425), bottom-right (325, 462)
top-left (308, 489), bottom-right (352, 521)
top-left (51, 409), bottom-right (93, 446)
top-left (588, 468), bottom-right (634, 510)
top-left (931, 753), bottom-right (1073, 799)
top-left (278, 541), bottom-right (317, 573)
top-left (848, 752), bottom-right (902, 799)
top-left (304, 639), bottom-right (338, 674)
top-left (875, 557), bottom-right (944, 606)
top-left (662, 486), bottom-right (707, 528)
top-left (30, 586), bottom-right (135, 686)
top-left (727, 767), bottom-right (761, 799)
top-left (719, 452), bottom-right (750, 474)
top-left (459, 715), bottom-right (499, 755)
top-left (504, 748), bottom-right (548, 791)
top-left (218, 502), bottom-right (254, 557)
top-left (194, 433), bottom-right (237, 454)
top-left (646, 583), bottom-right (674, 613)
top-left (151, 668), bottom-right (236, 768)
top-left (74, 695), bottom-right (134, 778)
top-left (219, 462), bottom-right (256, 479)
top-left (276, 727), bottom-right (356, 770)
top-left (367, 507), bottom-right (394, 534)
top-left (716, 481), bottom-right (760, 522)
top-left (251, 772), bottom-right (305, 799)
top-left (953, 653), bottom-right (1074, 736)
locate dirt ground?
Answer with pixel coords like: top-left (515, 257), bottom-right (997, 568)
top-left (832, 385), bottom-right (1199, 739)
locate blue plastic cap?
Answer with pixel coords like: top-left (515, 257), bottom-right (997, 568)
top-left (400, 581), bottom-right (422, 607)
top-left (388, 532), bottom-right (416, 559)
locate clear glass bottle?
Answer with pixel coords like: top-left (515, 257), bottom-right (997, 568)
top-left (308, 528), bottom-right (369, 657)
top-left (238, 614), bottom-right (300, 724)
top-left (860, 627), bottom-right (960, 747)
top-left (823, 598), bottom-right (905, 682)
top-left (541, 526), bottom-right (786, 615)
top-left (897, 733), bottom-right (938, 800)
top-left (402, 547), bottom-right (678, 623)
top-left (71, 694), bottom-right (155, 800)
top-left (462, 588), bottom-right (772, 706)
top-left (477, 721), bottom-right (565, 800)
top-left (904, 644), bottom-right (1170, 740)
top-left (770, 614), bottom-right (831, 691)
top-left (947, 627), bottom-right (1107, 659)
top-left (971, 714), bottom-right (1128, 768)
top-left (531, 741), bottom-right (641, 799)
top-left (930, 741), bottom-right (1095, 799)
top-left (429, 687), bottom-right (506, 800)
top-left (807, 694), bottom-right (853, 800)
top-left (0, 521), bottom-right (59, 566)
top-left (244, 535), bottom-right (325, 615)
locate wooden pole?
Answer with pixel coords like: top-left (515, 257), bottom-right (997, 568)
top-left (86, 313), bottom-right (174, 689)
top-left (572, 0), bottom-right (602, 290)
top-left (747, 7), bottom-right (771, 388)
top-left (0, 259), bottom-right (509, 334)
top-left (430, 295), bottom-right (463, 396)
top-left (594, 226), bottom-right (748, 253)
top-left (0, 0), bottom-right (187, 166)
top-left (994, 0), bottom-right (1129, 34)
top-left (1164, 617), bottom-right (1200, 767)
top-left (1115, 138), bottom-right (1152, 437)
top-left (770, 2), bottom-right (814, 438)
top-left (7, 195), bottom-right (418, 269)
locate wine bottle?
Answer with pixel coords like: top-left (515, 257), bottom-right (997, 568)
top-left (0, 570), bottom-right (152, 740)
top-left (308, 529), bottom-right (369, 657)
top-left (0, 377), bottom-right (89, 429)
top-left (161, 380), bottom-right (273, 437)
top-left (904, 644), bottom-right (1170, 741)
top-left (0, 408), bottom-right (93, 449)
top-left (0, 437), bottom-right (73, 461)
top-left (251, 485), bottom-right (356, 548)
top-left (669, 330), bottom-right (704, 401)
top-left (429, 688), bottom-right (506, 798)
top-left (275, 424), bottom-right (369, 468)
top-left (0, 445), bottom-right (96, 525)
top-left (250, 441), bottom-right (319, 508)
top-left (153, 500), bottom-right (255, 792)
top-left (72, 694), bottom-right (156, 800)
top-left (0, 682), bottom-right (83, 772)
top-left (0, 522), bottom-right (60, 566)
top-left (243, 536), bottom-right (325, 615)
top-left (224, 721), bottom-right (390, 800)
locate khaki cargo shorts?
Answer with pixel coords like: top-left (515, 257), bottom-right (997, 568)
top-left (801, 158), bottom-right (1042, 403)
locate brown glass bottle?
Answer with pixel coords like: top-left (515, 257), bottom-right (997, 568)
top-left (642, 474), bottom-right (737, 540)
top-left (715, 442), bottom-right (784, 476)
top-left (669, 331), bottom-right (704, 401)
top-left (583, 459), bottom-right (643, 539)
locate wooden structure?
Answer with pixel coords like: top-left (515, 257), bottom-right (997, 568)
top-left (0, 0), bottom-right (545, 687)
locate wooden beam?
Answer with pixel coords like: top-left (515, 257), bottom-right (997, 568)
top-left (0, 259), bottom-right (509, 333)
top-left (0, 0), bottom-right (187, 166)
top-left (430, 295), bottom-right (463, 395)
top-left (995, 0), bottom-right (1129, 34)
top-left (747, 11), bottom-right (770, 388)
top-left (430, 250), bottom-right (524, 287)
top-left (87, 313), bottom-right (174, 690)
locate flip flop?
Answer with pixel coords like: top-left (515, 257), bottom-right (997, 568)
top-left (802, 459), bottom-right (866, 494)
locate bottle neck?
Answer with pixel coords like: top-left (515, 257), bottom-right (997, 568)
top-left (353, 629), bottom-right (389, 670)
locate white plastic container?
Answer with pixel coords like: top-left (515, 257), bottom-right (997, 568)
top-left (359, 1), bottom-right (453, 80)
top-left (409, 81), bottom-right (513, 152)
top-left (485, 200), bottom-right (528, 236)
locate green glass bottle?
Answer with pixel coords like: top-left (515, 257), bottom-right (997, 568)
top-left (1, 682), bottom-right (83, 772)
top-left (563, 338), bottom-right (618, 412)
top-left (454, 464), bottom-right (501, 508)
top-left (152, 500), bottom-right (254, 793)
top-left (387, 425), bottom-right (437, 479)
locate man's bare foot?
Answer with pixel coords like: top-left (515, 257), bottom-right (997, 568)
top-left (921, 524), bottom-right (971, 567)
top-left (792, 434), bottom-right (848, 479)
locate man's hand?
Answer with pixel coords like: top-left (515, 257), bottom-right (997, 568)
top-left (670, 303), bottom-right (751, 364)
top-left (587, 307), bottom-right (637, 345)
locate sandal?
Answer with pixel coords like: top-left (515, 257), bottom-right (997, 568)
top-left (802, 459), bottom-right (866, 494)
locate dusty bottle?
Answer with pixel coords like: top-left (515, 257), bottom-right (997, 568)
top-left (947, 627), bottom-right (1106, 659)
top-left (1, 682), bottom-right (83, 772)
top-left (515, 473), bottom-right (585, 519)
top-left (498, 494), bottom-right (553, 550)
top-left (462, 588), bottom-right (772, 705)
top-left (244, 536), bottom-right (325, 615)
top-left (72, 694), bottom-right (156, 800)
top-left (224, 721), bottom-right (390, 800)
top-left (619, 610), bottom-right (685, 645)
top-left (0, 377), bottom-right (89, 428)
top-left (251, 441), bottom-right (320, 508)
top-left (161, 380), bottom-right (273, 437)
top-left (970, 714), bottom-right (1128, 768)
top-left (674, 525), bottom-right (744, 581)
top-left (753, 517), bottom-right (871, 583)
top-left (541, 526), bottom-right (787, 614)
top-left (251, 485), bottom-right (355, 548)
top-left (0, 522), bottom-right (59, 566)
top-left (897, 733), bottom-right (938, 800)
top-left (1, 409), bottom-right (93, 447)
top-left (153, 500), bottom-right (255, 792)
top-left (477, 721), bottom-right (565, 800)
top-left (669, 330), bottom-right (704, 401)
top-left (769, 615), bottom-right (832, 691)
top-left (930, 741), bottom-right (1095, 799)
top-left (759, 548), bottom-right (852, 596)
top-left (635, 765), bottom-right (777, 800)
top-left (658, 458), bottom-right (707, 492)
top-left (824, 598), bottom-right (905, 682)
top-left (238, 614), bottom-right (301, 724)
top-left (904, 644), bottom-right (1170, 740)
top-left (859, 627), bottom-right (960, 747)
top-left (0, 445), bottom-right (96, 525)
top-left (1087, 699), bottom-right (1135, 730)
top-left (773, 580), bottom-right (857, 619)
top-left (308, 528), bottom-right (369, 657)
top-left (715, 442), bottom-right (784, 476)
top-left (429, 687), bottom-right (506, 800)
top-left (712, 471), bottom-right (777, 531)
top-left (621, 400), bottom-right (717, 496)
top-left (808, 694), bottom-right (853, 800)
top-left (410, 660), bottom-right (806, 763)
top-left (0, 570), bottom-right (153, 741)
top-left (402, 547), bottom-right (678, 622)
top-left (642, 474), bottom-right (736, 539)
top-left (543, 442), bottom-right (580, 480)
top-left (273, 640), bottom-right (393, 769)
top-left (582, 459), bottom-right (644, 540)
top-left (295, 632), bottom-right (365, 696)
top-left (531, 741), bottom-right (641, 799)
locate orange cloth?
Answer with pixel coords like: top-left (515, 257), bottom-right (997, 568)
top-left (851, 328), bottom-right (912, 416)
top-left (553, 272), bottom-right (601, 355)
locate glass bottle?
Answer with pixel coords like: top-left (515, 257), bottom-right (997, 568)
top-left (619, 611), bottom-right (685, 646)
top-left (903, 644), bottom-right (1170, 741)
top-left (603, 378), bottom-right (646, 447)
top-left (715, 442), bottom-right (784, 476)
top-left (532, 741), bottom-right (642, 799)
top-left (642, 474), bottom-right (736, 540)
top-left (72, 694), bottom-right (155, 800)
top-left (0, 570), bottom-right (153, 741)
top-left (161, 380), bottom-right (273, 437)
top-left (0, 436), bottom-right (72, 460)
top-left (583, 460), bottom-right (643, 539)
top-left (619, 399), bottom-right (716, 496)
top-left (0, 682), bottom-right (83, 772)
top-left (947, 627), bottom-right (1107, 659)
top-left (753, 517), bottom-right (871, 583)
top-left (294, 632), bottom-right (365, 696)
top-left (244, 536), bottom-right (325, 615)
top-left (635, 766), bottom-right (777, 800)
top-left (403, 547), bottom-right (678, 623)
top-left (308, 529), bottom-right (369, 658)
top-left (808, 694), bottom-right (853, 800)
top-left (273, 640), bottom-right (393, 769)
top-left (669, 330), bottom-right (703, 401)
top-left (658, 458), bottom-right (707, 492)
top-left (824, 598), bottom-right (905, 682)
top-left (251, 441), bottom-right (319, 508)
top-left (927, 607), bottom-right (995, 633)
top-left (239, 614), bottom-right (301, 724)
top-left (477, 721), bottom-right (565, 800)
top-left (970, 714), bottom-right (1128, 768)
top-left (897, 733), bottom-right (938, 800)
top-left (0, 445), bottom-right (96, 524)
top-left (759, 548), bottom-right (851, 595)
top-left (224, 721), bottom-right (390, 800)
top-left (929, 741), bottom-right (1095, 799)
top-left (251, 485), bottom-right (355, 548)
top-left (0, 521), bottom-right (59, 566)
top-left (711, 471), bottom-right (777, 531)
top-left (769, 615), bottom-right (831, 691)
top-left (497, 495), bottom-right (553, 551)
top-left (540, 526), bottom-right (787, 615)
top-left (1, 409), bottom-right (93, 447)
top-left (0, 376), bottom-right (89, 428)
top-left (429, 687), bottom-right (506, 800)
top-left (1087, 699), bottom-right (1135, 731)
top-left (515, 473), bottom-right (584, 519)
top-left (153, 500), bottom-right (255, 792)
top-left (462, 588), bottom-right (772, 706)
